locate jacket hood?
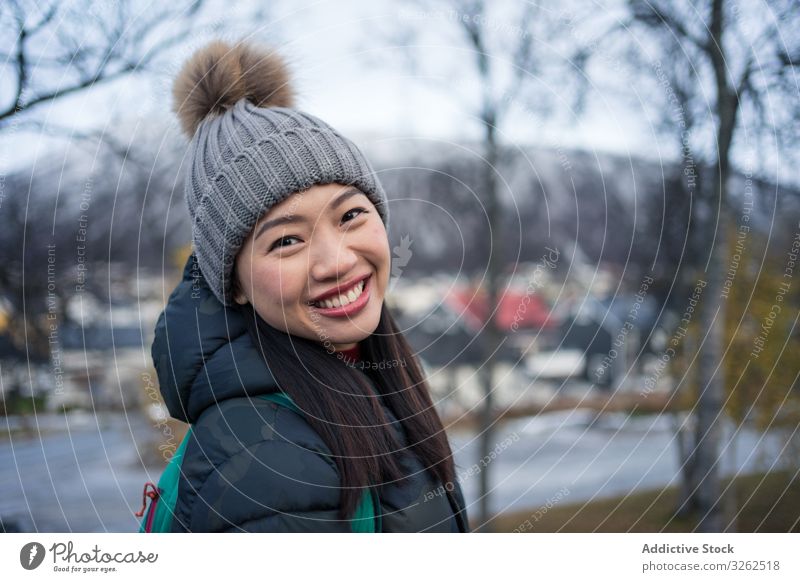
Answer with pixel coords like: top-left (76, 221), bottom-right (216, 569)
top-left (151, 253), bottom-right (279, 424)
top-left (152, 253), bottom-right (471, 531)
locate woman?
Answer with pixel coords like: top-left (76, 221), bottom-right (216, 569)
top-left (151, 40), bottom-right (470, 532)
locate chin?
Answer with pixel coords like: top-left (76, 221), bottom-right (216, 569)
top-left (328, 321), bottom-right (376, 344)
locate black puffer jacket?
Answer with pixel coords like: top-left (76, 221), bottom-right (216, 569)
top-left (151, 254), bottom-right (470, 532)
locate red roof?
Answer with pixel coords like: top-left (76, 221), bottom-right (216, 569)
top-left (446, 286), bottom-right (555, 331)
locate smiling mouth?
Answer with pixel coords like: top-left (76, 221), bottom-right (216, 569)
top-left (308, 275), bottom-right (370, 309)
top-left (306, 275), bottom-right (372, 319)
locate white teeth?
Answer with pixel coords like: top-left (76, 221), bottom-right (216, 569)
top-left (314, 279), bottom-right (365, 309)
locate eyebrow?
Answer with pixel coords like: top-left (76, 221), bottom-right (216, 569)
top-left (254, 187), bottom-right (364, 241)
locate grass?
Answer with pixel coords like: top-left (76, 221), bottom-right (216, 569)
top-left (0, 395), bottom-right (48, 417)
top-left (490, 470), bottom-right (800, 533)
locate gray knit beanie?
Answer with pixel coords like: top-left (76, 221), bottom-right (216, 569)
top-left (172, 40), bottom-right (389, 306)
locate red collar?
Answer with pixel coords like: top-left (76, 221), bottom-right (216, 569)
top-left (336, 343), bottom-right (361, 363)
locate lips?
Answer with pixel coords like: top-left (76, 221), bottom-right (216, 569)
top-left (307, 274), bottom-right (371, 318)
top-left (307, 273), bottom-right (371, 306)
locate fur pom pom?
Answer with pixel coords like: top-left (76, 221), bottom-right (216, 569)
top-left (172, 40), bottom-right (295, 137)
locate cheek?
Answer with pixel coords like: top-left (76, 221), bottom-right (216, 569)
top-left (367, 223), bottom-right (390, 259)
top-left (365, 225), bottom-right (391, 290)
top-left (253, 264), bottom-right (305, 307)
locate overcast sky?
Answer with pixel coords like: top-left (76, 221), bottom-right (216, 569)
top-left (0, 0), bottom-right (793, 188)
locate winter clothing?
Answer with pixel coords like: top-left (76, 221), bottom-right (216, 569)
top-left (335, 342), bottom-right (362, 366)
top-left (173, 40), bottom-right (389, 307)
top-left (151, 254), bottom-right (470, 532)
top-left (160, 39), bottom-right (467, 533)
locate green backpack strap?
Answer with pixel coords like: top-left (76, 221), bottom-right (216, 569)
top-left (137, 393), bottom-right (382, 533)
top-left (258, 392), bottom-right (382, 533)
top-left (259, 391), bottom-right (302, 414)
top-left (137, 426), bottom-right (193, 533)
top-left (348, 488), bottom-right (382, 533)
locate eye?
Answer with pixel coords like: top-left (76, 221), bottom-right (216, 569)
top-left (269, 235), bottom-right (301, 251)
top-left (342, 207), bottom-right (369, 224)
top-left (268, 208), bottom-right (369, 252)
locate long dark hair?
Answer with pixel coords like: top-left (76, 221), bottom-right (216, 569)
top-left (237, 301), bottom-right (457, 520)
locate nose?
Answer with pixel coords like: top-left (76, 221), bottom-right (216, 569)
top-left (308, 228), bottom-right (359, 284)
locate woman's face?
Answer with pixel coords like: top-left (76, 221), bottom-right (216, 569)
top-left (233, 183), bottom-right (390, 351)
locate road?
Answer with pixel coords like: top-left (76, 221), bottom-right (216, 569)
top-left (0, 409), bottom-right (789, 532)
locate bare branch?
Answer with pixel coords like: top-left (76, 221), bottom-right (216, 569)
top-left (1, 63), bottom-right (138, 124)
top-left (501, 1), bottom-right (537, 116)
top-left (28, 2), bottom-right (57, 34)
top-left (629, 0), bottom-right (710, 52)
top-left (12, 118), bottom-right (152, 166)
top-left (453, 0), bottom-right (497, 127)
top-left (0, 0), bottom-right (211, 125)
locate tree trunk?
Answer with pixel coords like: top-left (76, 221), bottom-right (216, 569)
top-left (691, 187), bottom-right (727, 532)
top-left (722, 420), bottom-right (739, 532)
top-left (673, 410), bottom-right (699, 519)
top-left (476, 117), bottom-right (503, 532)
top-left (688, 0), bottom-right (739, 532)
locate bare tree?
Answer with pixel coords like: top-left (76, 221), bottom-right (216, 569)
top-left (620, 0), bottom-right (800, 531)
top-left (0, 0), bottom-right (210, 123)
top-left (0, 0), bottom-right (233, 358)
top-left (373, 0), bottom-right (599, 531)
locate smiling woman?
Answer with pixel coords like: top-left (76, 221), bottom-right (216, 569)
top-left (231, 183), bottom-right (391, 353)
top-left (147, 39), bottom-right (470, 533)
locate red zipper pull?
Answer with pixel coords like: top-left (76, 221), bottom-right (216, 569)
top-left (135, 482), bottom-right (159, 517)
